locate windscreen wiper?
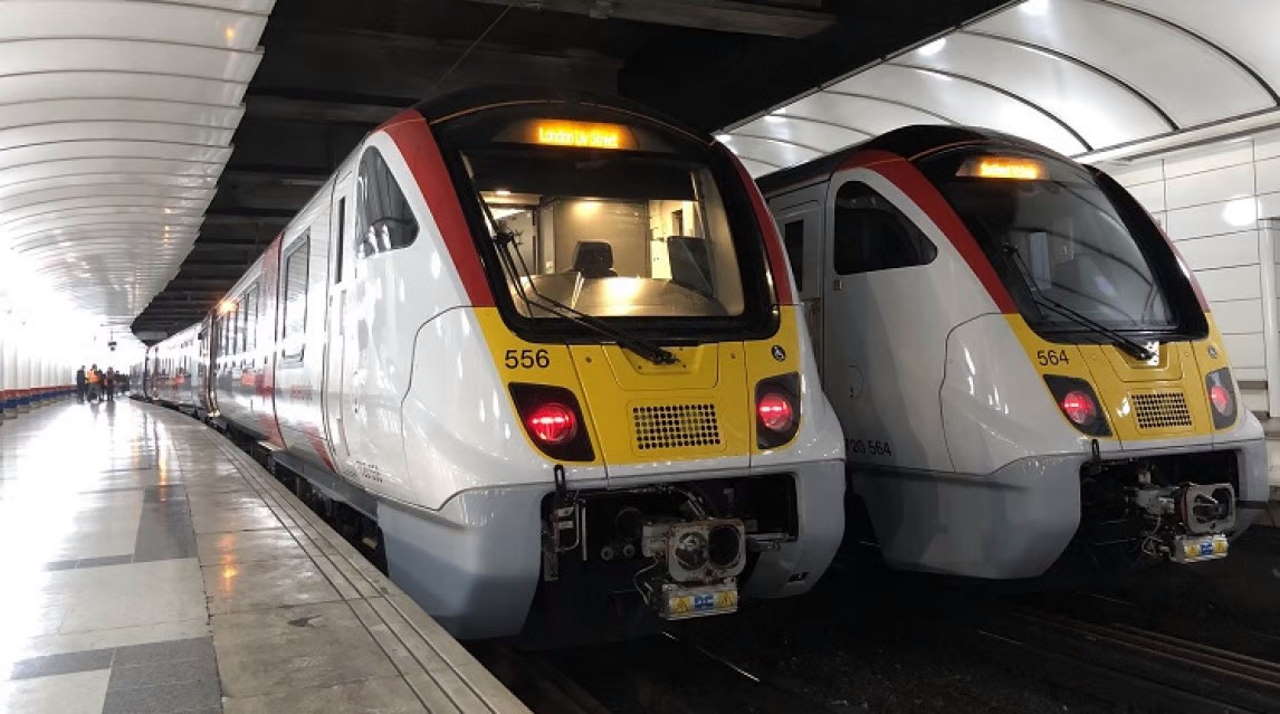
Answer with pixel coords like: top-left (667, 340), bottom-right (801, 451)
top-left (1002, 245), bottom-right (1154, 362)
top-left (477, 197), bottom-right (677, 365)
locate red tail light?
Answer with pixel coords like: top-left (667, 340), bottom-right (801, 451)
top-left (1206, 368), bottom-right (1236, 429)
top-left (509, 383), bottom-right (594, 461)
top-left (525, 402), bottom-right (577, 445)
top-left (1209, 384), bottom-right (1231, 415)
top-left (755, 373), bottom-right (801, 448)
top-left (1060, 390), bottom-right (1097, 425)
top-left (757, 393), bottom-right (795, 432)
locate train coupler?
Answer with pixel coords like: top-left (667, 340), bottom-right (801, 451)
top-left (1133, 480), bottom-right (1236, 563)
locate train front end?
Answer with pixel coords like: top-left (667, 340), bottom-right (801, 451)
top-left (385, 94), bottom-right (844, 639)
top-left (912, 137), bottom-right (1269, 575)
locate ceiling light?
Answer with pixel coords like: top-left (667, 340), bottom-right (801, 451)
top-left (1021, 0), bottom-right (1049, 15)
top-left (918, 38), bottom-right (947, 56)
top-left (716, 134), bottom-right (732, 142)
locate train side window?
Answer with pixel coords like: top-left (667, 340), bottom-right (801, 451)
top-left (282, 234), bottom-right (311, 361)
top-left (244, 283), bottom-right (258, 352)
top-left (334, 197), bottom-right (346, 282)
top-left (782, 219), bottom-right (804, 291)
top-left (833, 182), bottom-right (937, 275)
top-left (355, 148), bottom-right (417, 258)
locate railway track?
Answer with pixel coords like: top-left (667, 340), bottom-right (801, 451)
top-left (974, 608), bottom-right (1280, 713)
top-left (505, 626), bottom-right (848, 714)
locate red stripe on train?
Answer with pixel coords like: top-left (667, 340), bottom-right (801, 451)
top-left (726, 148), bottom-right (796, 306)
top-left (379, 109), bottom-right (495, 307)
top-left (842, 151), bottom-right (1018, 314)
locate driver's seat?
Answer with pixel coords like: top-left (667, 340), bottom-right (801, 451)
top-left (572, 241), bottom-right (618, 278)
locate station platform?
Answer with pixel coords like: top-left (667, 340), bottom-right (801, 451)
top-left (0, 399), bottom-right (529, 714)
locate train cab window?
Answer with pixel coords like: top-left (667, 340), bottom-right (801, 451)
top-left (355, 148), bottom-right (418, 258)
top-left (782, 219), bottom-right (804, 290)
top-left (833, 182), bottom-right (937, 276)
top-left (466, 155), bottom-right (746, 319)
top-left (282, 235), bottom-right (310, 360)
top-left (920, 150), bottom-right (1187, 335)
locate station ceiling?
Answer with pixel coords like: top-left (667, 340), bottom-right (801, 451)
top-left (121, 0), bottom-right (1005, 339)
top-left (718, 0), bottom-right (1280, 175)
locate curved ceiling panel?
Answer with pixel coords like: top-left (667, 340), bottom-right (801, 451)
top-left (715, 135), bottom-right (822, 169)
top-left (0, 0), bottom-right (273, 327)
top-left (0, 99), bottom-right (245, 130)
top-left (831, 64), bottom-right (1088, 155)
top-left (0, 175), bottom-right (219, 202)
top-left (973, 0), bottom-right (1271, 128)
top-left (720, 0), bottom-right (1280, 177)
top-left (733, 115), bottom-right (870, 154)
top-left (0, 39), bottom-right (261, 80)
top-left (900, 31), bottom-right (1172, 148)
top-left (1114, 0), bottom-right (1280, 103)
top-left (784, 92), bottom-right (953, 133)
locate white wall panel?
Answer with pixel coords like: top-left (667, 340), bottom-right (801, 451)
top-left (1209, 299), bottom-right (1263, 334)
top-left (1256, 157), bottom-right (1280, 195)
top-left (1164, 163), bottom-right (1254, 210)
top-left (1126, 181), bottom-right (1165, 211)
top-left (1195, 265), bottom-right (1261, 302)
top-left (1175, 231), bottom-right (1258, 271)
top-left (1162, 144), bottom-right (1254, 178)
top-left (1222, 332), bottom-right (1265, 369)
top-left (1257, 192), bottom-right (1280, 220)
top-left (1254, 130), bottom-right (1280, 161)
top-left (1107, 161), bottom-right (1164, 186)
top-left (1165, 199), bottom-right (1257, 240)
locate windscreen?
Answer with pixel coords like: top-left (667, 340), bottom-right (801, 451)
top-left (465, 148), bottom-right (745, 319)
top-left (924, 151), bottom-right (1178, 334)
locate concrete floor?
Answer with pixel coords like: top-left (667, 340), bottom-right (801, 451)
top-left (0, 398), bottom-right (526, 714)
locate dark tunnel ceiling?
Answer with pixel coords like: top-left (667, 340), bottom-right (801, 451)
top-left (131, 0), bottom-right (1008, 340)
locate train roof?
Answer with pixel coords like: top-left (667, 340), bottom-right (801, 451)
top-left (755, 124), bottom-right (1078, 195)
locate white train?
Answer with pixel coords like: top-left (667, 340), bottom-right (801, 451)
top-left (136, 89), bottom-right (846, 639)
top-left (761, 125), bottom-right (1269, 579)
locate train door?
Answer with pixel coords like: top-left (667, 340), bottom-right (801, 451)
top-left (323, 171), bottom-right (353, 462)
top-left (767, 189), bottom-right (826, 374)
top-left (820, 172), bottom-right (953, 471)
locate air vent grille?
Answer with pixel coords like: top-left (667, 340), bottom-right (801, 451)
top-left (633, 403), bottom-right (721, 451)
top-left (1132, 391), bottom-right (1192, 429)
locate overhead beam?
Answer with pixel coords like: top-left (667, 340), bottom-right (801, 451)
top-left (244, 93), bottom-right (407, 125)
top-left (464, 0), bottom-right (835, 38)
top-left (251, 28), bottom-right (619, 99)
top-left (620, 0), bottom-right (1008, 130)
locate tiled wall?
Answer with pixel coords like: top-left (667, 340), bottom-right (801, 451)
top-left (1101, 130), bottom-right (1280, 398)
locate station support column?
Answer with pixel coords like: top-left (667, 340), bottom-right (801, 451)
top-left (1260, 220), bottom-right (1280, 418)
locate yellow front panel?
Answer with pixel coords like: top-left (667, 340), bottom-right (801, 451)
top-left (474, 308), bottom-right (603, 465)
top-left (742, 306), bottom-right (804, 453)
top-left (475, 306), bottom-right (806, 466)
top-left (1005, 314), bottom-right (1221, 442)
top-left (570, 342), bottom-right (750, 463)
